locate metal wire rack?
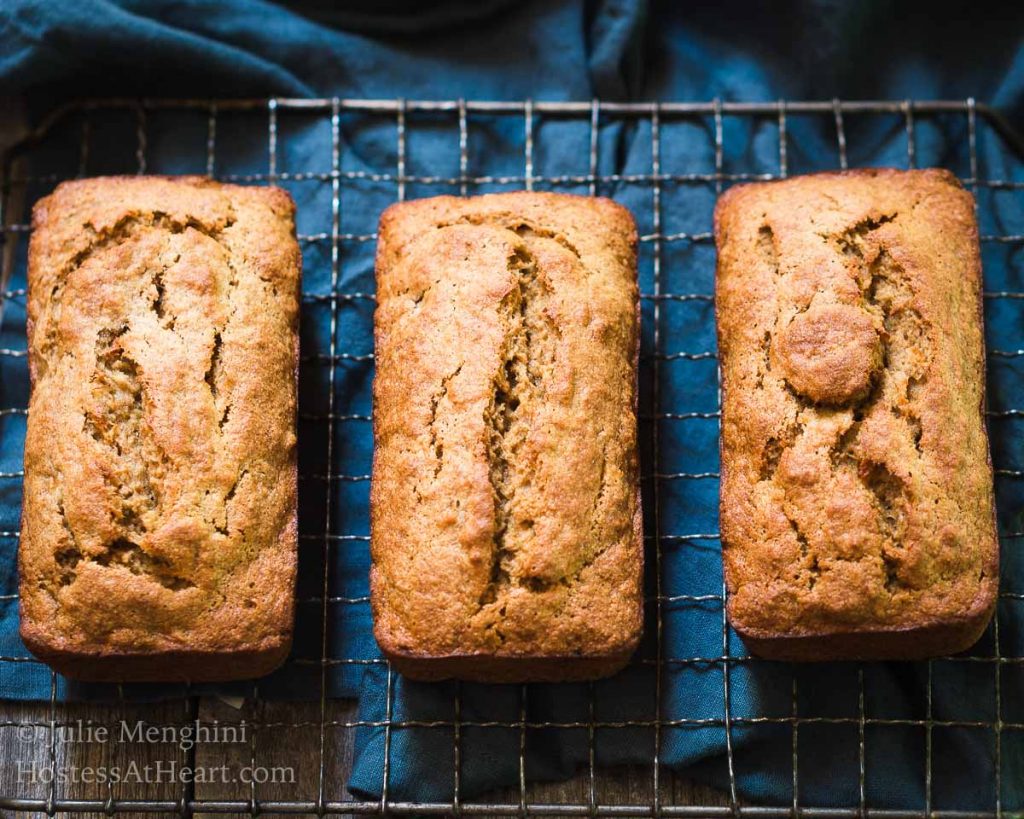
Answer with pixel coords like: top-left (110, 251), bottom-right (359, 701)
top-left (0, 97), bottom-right (1022, 816)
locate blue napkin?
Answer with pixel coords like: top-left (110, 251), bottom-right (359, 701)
top-left (1, 0), bottom-right (1023, 812)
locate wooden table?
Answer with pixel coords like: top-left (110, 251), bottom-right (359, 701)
top-left (0, 696), bottom-right (731, 816)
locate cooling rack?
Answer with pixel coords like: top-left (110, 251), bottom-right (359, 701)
top-left (0, 98), bottom-right (1022, 816)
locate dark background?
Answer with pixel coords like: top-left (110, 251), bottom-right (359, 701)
top-left (2, 1), bottom-right (1023, 122)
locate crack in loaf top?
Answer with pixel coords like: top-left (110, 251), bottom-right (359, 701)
top-left (371, 192), bottom-right (643, 663)
top-left (714, 169), bottom-right (998, 652)
top-left (20, 176), bottom-right (300, 662)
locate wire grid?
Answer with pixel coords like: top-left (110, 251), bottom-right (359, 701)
top-left (0, 97), bottom-right (1021, 816)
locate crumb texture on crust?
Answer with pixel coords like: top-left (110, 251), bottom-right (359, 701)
top-left (21, 176), bottom-right (300, 669)
top-left (715, 169), bottom-right (998, 647)
top-left (371, 192), bottom-right (642, 667)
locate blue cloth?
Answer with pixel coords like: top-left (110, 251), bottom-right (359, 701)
top-left (1, 0), bottom-right (1023, 812)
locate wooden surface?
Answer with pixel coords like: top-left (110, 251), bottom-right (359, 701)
top-left (0, 697), bottom-right (733, 817)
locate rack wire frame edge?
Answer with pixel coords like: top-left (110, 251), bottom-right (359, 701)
top-left (0, 96), bottom-right (1022, 817)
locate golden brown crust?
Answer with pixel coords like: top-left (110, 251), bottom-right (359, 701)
top-left (19, 176), bottom-right (301, 682)
top-left (371, 192), bottom-right (643, 682)
top-left (714, 168), bottom-right (999, 661)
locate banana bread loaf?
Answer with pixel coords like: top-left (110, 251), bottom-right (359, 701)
top-left (371, 192), bottom-right (643, 682)
top-left (20, 176), bottom-right (300, 681)
top-left (715, 168), bottom-right (999, 661)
